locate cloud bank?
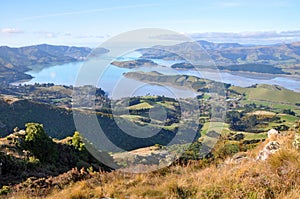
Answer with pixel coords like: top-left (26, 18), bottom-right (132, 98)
top-left (150, 30), bottom-right (300, 45)
top-left (1, 28), bottom-right (24, 34)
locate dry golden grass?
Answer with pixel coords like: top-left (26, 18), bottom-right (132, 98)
top-left (6, 131), bottom-right (300, 199)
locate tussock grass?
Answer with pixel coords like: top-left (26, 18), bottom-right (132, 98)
top-left (6, 131), bottom-right (300, 199)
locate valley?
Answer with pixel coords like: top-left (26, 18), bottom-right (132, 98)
top-left (2, 0), bottom-right (300, 197)
top-left (0, 42), bottom-right (299, 198)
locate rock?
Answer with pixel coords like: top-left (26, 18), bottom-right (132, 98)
top-left (267, 129), bottom-right (279, 139)
top-left (257, 141), bottom-right (280, 161)
top-left (292, 133), bottom-right (300, 150)
top-left (225, 152), bottom-right (249, 164)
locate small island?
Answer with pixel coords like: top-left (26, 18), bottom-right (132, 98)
top-left (170, 62), bottom-right (289, 74)
top-left (170, 62), bottom-right (195, 69)
top-left (124, 71), bottom-right (230, 93)
top-left (111, 59), bottom-right (159, 69)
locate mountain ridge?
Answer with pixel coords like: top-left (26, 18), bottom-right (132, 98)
top-left (138, 40), bottom-right (300, 75)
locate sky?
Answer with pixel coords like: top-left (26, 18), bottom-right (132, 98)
top-left (1, 0), bottom-right (300, 47)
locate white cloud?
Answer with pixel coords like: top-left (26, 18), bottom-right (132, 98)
top-left (1, 28), bottom-right (23, 34)
top-left (155, 30), bottom-right (300, 45)
top-left (189, 30), bottom-right (300, 39)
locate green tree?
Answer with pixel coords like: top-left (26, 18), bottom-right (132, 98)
top-left (72, 131), bottom-right (85, 151)
top-left (246, 115), bottom-right (258, 129)
top-left (282, 109), bottom-right (296, 116)
top-left (23, 123), bottom-right (57, 162)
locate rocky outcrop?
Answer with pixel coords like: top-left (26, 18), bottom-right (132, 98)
top-left (267, 129), bottom-right (279, 139)
top-left (257, 141), bottom-right (280, 161)
top-left (293, 133), bottom-right (300, 150)
top-left (292, 121), bottom-right (300, 150)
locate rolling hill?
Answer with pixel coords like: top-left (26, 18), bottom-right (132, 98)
top-left (138, 40), bottom-right (300, 75)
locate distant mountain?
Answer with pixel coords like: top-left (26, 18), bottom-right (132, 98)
top-left (0, 44), bottom-right (90, 71)
top-left (0, 44), bottom-right (109, 83)
top-left (138, 41), bottom-right (300, 75)
top-left (197, 40), bottom-right (243, 50)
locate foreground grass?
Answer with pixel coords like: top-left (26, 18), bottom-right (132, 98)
top-left (7, 131), bottom-right (297, 199)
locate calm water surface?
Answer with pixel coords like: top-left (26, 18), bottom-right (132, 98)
top-left (21, 52), bottom-right (300, 98)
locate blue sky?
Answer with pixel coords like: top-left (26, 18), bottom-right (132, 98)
top-left (1, 0), bottom-right (300, 47)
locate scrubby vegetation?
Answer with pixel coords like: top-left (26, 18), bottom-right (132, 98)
top-left (0, 87), bottom-right (299, 198)
top-left (1, 123), bottom-right (299, 198)
top-left (0, 123), bottom-right (111, 187)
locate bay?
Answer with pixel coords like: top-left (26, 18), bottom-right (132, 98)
top-left (20, 54), bottom-right (300, 98)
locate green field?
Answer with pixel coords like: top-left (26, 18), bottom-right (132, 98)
top-left (201, 122), bottom-right (230, 136)
top-left (231, 84), bottom-right (300, 104)
top-left (127, 102), bottom-right (153, 110)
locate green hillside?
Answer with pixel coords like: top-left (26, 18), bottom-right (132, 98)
top-left (0, 96), bottom-right (75, 138)
top-left (231, 84), bottom-right (300, 104)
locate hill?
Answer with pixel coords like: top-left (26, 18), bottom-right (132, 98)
top-left (2, 122), bottom-right (300, 198)
top-left (138, 40), bottom-right (300, 75)
top-left (0, 44), bottom-right (108, 84)
top-left (0, 124), bottom-right (111, 187)
top-left (0, 95), bottom-right (76, 138)
top-left (124, 71), bottom-right (230, 94)
top-left (231, 84), bottom-right (300, 105)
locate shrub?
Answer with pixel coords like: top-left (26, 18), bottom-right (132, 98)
top-left (72, 131), bottom-right (85, 151)
top-left (213, 141), bottom-right (240, 159)
top-left (23, 123), bottom-right (57, 163)
top-left (0, 186), bottom-right (11, 195)
top-left (282, 109), bottom-right (296, 116)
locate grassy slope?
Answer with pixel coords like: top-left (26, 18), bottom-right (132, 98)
top-left (231, 84), bottom-right (300, 116)
top-left (19, 131), bottom-right (300, 199)
top-left (231, 84), bottom-right (300, 104)
top-left (127, 102), bottom-right (153, 110)
top-left (0, 96), bottom-right (76, 138)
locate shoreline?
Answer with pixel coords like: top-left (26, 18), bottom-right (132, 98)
top-left (9, 61), bottom-right (300, 94)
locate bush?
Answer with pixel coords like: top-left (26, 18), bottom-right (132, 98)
top-left (23, 123), bottom-right (57, 163)
top-left (213, 141), bottom-right (240, 159)
top-left (282, 109), bottom-right (296, 116)
top-left (0, 186), bottom-right (11, 195)
top-left (72, 131), bottom-right (85, 151)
